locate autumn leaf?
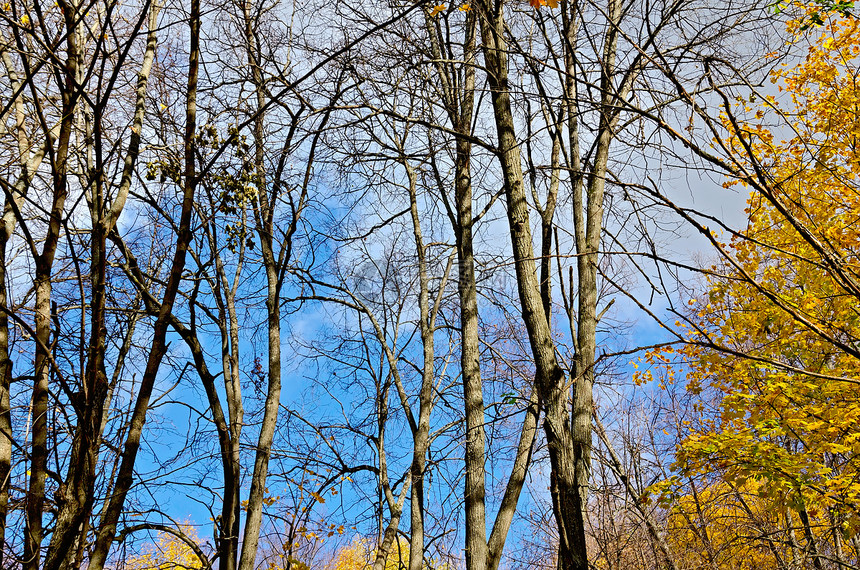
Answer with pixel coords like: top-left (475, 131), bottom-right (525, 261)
top-left (672, 13), bottom-right (860, 539)
top-left (429, 4), bottom-right (446, 16)
top-left (126, 524), bottom-right (204, 570)
top-left (324, 535), bottom-right (446, 570)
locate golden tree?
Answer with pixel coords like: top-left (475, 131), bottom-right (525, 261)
top-left (665, 13), bottom-right (860, 567)
top-left (124, 525), bottom-right (205, 570)
top-left (322, 535), bottom-right (451, 570)
top-left (323, 536), bottom-right (408, 570)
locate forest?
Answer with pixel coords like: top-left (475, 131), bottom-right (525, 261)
top-left (1, 0), bottom-right (858, 567)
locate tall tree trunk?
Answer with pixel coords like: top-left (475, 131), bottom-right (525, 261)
top-left (213, 236), bottom-right (244, 570)
top-left (0, 226), bottom-right (12, 568)
top-left (237, 5), bottom-right (283, 563)
top-left (0, 37), bottom-right (52, 561)
top-left (24, 3), bottom-right (78, 562)
top-left (237, 247), bottom-right (281, 570)
top-left (405, 162), bottom-right (434, 570)
top-left (88, 0), bottom-right (199, 564)
top-left (475, 2), bottom-right (587, 568)
top-left (454, 20), bottom-right (490, 570)
top-left (43, 5), bottom-right (160, 568)
top-left (421, 10), bottom-right (490, 568)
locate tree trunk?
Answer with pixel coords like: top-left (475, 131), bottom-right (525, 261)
top-left (215, 258), bottom-right (243, 570)
top-left (487, 388), bottom-right (539, 570)
top-left (373, 479), bottom-right (410, 570)
top-left (421, 9), bottom-right (490, 567)
top-left (453, 24), bottom-right (490, 570)
top-left (475, 2), bottom-right (587, 568)
top-left (235, 5), bottom-right (285, 564)
top-left (0, 38), bottom-right (52, 563)
top-left (237, 254), bottom-right (282, 570)
top-left (43, 5), bottom-right (160, 568)
top-left (88, 0), bottom-right (199, 564)
top-left (405, 163), bottom-right (434, 570)
top-left (24, 10), bottom-right (77, 562)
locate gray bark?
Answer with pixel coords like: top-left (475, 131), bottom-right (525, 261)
top-left (475, 2), bottom-right (587, 568)
top-left (0, 37), bottom-right (53, 563)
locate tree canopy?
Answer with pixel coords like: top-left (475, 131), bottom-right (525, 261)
top-left (2, 0), bottom-right (860, 569)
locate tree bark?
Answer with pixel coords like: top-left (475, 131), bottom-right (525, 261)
top-left (24, 4), bottom-right (78, 563)
top-left (421, 10), bottom-right (490, 567)
top-left (405, 162), bottom-right (434, 570)
top-left (88, 0), bottom-right (199, 564)
top-left (487, 388), bottom-right (539, 570)
top-left (43, 5), bottom-right (160, 568)
top-left (0, 36), bottom-right (53, 562)
top-left (475, 2), bottom-right (587, 568)
top-left (237, 5), bottom-right (282, 563)
top-left (210, 225), bottom-right (244, 570)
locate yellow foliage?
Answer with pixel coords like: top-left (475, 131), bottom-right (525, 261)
top-left (323, 536), bottom-right (447, 570)
top-left (124, 525), bottom-right (203, 570)
top-left (671, 12), bottom-right (860, 538)
top-left (666, 481), bottom-right (790, 569)
top-left (324, 536), bottom-right (409, 570)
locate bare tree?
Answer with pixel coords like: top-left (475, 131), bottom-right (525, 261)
top-left (0, 0), bottom-right (190, 566)
top-left (470, 0), bottom-right (772, 567)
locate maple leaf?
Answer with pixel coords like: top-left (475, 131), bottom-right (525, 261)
top-left (670, 14), bottom-right (860, 550)
top-left (429, 3), bottom-right (446, 16)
